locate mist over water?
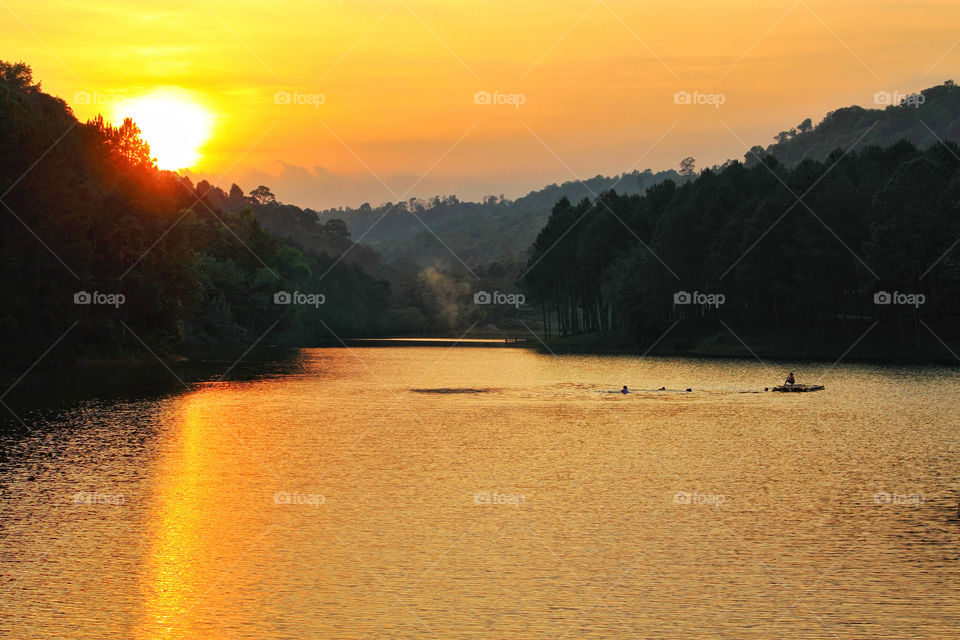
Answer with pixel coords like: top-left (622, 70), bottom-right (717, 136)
top-left (2, 346), bottom-right (959, 639)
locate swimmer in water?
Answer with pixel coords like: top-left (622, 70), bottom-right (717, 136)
top-left (621, 385), bottom-right (629, 394)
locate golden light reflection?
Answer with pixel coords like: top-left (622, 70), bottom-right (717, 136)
top-left (136, 393), bottom-right (216, 639)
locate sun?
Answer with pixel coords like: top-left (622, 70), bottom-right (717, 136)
top-left (114, 90), bottom-right (214, 170)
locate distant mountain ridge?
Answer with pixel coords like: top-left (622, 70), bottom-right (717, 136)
top-left (239, 81), bottom-right (959, 270)
top-left (314, 169), bottom-right (685, 267)
top-left (753, 80), bottom-right (959, 166)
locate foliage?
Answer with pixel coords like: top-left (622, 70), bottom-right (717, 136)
top-left (0, 61), bottom-right (393, 361)
top-left (523, 143), bottom-right (960, 347)
top-left (756, 81), bottom-right (960, 166)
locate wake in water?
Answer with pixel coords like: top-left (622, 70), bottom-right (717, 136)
top-left (599, 387), bottom-right (693, 394)
top-left (410, 388), bottom-right (499, 394)
top-left (598, 387), bottom-right (772, 395)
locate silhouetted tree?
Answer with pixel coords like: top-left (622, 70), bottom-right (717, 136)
top-left (249, 185), bottom-right (276, 205)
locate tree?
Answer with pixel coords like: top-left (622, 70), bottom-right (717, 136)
top-left (797, 118), bottom-right (813, 134)
top-left (249, 185), bottom-right (276, 205)
top-left (743, 145), bottom-right (766, 167)
top-left (679, 156), bottom-right (696, 177)
top-left (0, 61), bottom-right (38, 91)
top-left (88, 115), bottom-right (154, 167)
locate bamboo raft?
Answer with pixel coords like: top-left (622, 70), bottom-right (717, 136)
top-left (770, 384), bottom-right (824, 393)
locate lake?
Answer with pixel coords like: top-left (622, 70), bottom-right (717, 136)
top-left (2, 344), bottom-right (959, 639)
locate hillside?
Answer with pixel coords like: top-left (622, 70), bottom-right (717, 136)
top-left (0, 61), bottom-right (403, 360)
top-left (253, 82), bottom-right (960, 271)
top-left (314, 169), bottom-right (685, 269)
top-left (524, 141), bottom-right (960, 359)
top-left (756, 80), bottom-right (959, 165)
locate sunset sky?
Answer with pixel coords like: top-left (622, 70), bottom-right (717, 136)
top-left (3, 0), bottom-right (958, 208)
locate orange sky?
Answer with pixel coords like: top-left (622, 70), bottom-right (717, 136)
top-left (3, 0), bottom-right (959, 208)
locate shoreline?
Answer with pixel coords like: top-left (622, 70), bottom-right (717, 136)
top-left (2, 332), bottom-right (957, 384)
top-left (525, 334), bottom-right (960, 367)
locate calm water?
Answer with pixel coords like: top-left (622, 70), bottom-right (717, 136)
top-left (2, 345), bottom-right (959, 639)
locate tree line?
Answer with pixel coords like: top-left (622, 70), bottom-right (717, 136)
top-left (523, 141), bottom-right (960, 354)
top-left (754, 80), bottom-right (959, 166)
top-left (0, 61), bottom-right (396, 363)
top-left (0, 60), bottom-right (554, 365)
top-left (4, 58), bottom-right (958, 363)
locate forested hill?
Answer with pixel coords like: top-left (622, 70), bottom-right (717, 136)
top-left (756, 80), bottom-right (959, 166)
top-left (0, 61), bottom-right (398, 361)
top-left (251, 82), bottom-right (958, 271)
top-left (311, 169), bottom-right (685, 267)
top-left (523, 141), bottom-right (960, 359)
top-left (1, 60), bottom-right (559, 360)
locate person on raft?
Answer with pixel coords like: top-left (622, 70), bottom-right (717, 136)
top-left (785, 372), bottom-right (795, 386)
